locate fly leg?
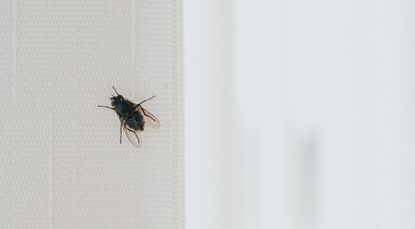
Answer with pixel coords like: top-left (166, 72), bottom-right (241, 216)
top-left (125, 126), bottom-right (141, 145)
top-left (98, 105), bottom-right (124, 117)
top-left (119, 122), bottom-right (123, 144)
top-left (97, 105), bottom-right (114, 110)
top-left (137, 95), bottom-right (156, 106)
top-left (133, 132), bottom-right (140, 144)
top-left (112, 86), bottom-right (121, 96)
top-left (139, 105), bottom-right (156, 121)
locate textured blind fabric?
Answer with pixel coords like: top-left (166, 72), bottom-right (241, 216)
top-left (0, 0), bottom-right (183, 228)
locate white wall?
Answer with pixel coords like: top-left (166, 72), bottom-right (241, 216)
top-left (185, 0), bottom-right (415, 228)
top-left (184, 0), bottom-right (241, 228)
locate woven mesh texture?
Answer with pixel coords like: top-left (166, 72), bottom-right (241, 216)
top-left (0, 0), bottom-right (183, 228)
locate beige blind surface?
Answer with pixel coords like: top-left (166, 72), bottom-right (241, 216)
top-left (0, 0), bottom-right (183, 228)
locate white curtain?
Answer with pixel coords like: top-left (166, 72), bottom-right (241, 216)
top-left (185, 0), bottom-right (415, 228)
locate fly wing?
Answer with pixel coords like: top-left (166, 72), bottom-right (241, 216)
top-left (123, 124), bottom-right (142, 147)
top-left (137, 106), bottom-right (160, 129)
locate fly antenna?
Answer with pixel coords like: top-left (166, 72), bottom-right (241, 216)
top-left (112, 86), bottom-right (120, 96)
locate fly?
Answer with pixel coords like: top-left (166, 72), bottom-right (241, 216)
top-left (98, 86), bottom-right (160, 147)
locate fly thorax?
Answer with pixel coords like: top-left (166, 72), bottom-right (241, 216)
top-left (115, 103), bottom-right (123, 113)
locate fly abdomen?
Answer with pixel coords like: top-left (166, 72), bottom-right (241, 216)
top-left (127, 116), bottom-right (144, 131)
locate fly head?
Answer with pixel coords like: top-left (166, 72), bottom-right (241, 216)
top-left (110, 95), bottom-right (124, 107)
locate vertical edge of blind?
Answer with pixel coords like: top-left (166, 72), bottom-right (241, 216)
top-left (171, 0), bottom-right (184, 228)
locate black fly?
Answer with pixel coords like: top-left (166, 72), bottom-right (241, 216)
top-left (98, 86), bottom-right (160, 147)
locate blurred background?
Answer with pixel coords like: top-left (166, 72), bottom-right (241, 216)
top-left (184, 0), bottom-right (415, 229)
